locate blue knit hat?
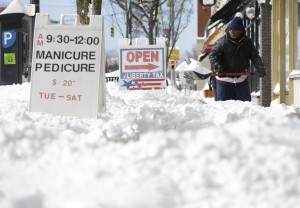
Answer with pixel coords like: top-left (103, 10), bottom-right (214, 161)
top-left (227, 12), bottom-right (244, 30)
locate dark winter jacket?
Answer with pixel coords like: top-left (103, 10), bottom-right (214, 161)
top-left (209, 29), bottom-right (265, 76)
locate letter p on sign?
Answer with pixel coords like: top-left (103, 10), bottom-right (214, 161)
top-left (2, 30), bottom-right (16, 49)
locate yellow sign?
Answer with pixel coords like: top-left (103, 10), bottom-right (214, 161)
top-left (170, 48), bottom-right (180, 60)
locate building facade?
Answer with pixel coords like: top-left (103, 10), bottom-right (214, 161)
top-left (197, 0), bottom-right (300, 107)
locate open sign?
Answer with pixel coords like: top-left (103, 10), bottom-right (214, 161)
top-left (119, 45), bottom-right (166, 91)
top-left (126, 50), bottom-right (160, 62)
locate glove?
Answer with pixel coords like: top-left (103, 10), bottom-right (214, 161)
top-left (214, 64), bottom-right (224, 73)
top-left (213, 64), bottom-right (225, 77)
top-left (256, 70), bottom-right (266, 78)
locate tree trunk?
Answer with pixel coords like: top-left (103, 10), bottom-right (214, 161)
top-left (93, 0), bottom-right (102, 15)
top-left (76, 0), bottom-right (90, 24)
top-left (148, 10), bottom-right (155, 44)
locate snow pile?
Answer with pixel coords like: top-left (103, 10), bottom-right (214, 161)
top-left (0, 82), bottom-right (300, 208)
top-left (105, 70), bottom-right (119, 77)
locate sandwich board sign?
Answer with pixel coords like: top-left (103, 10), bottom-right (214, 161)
top-left (29, 14), bottom-right (105, 118)
top-left (119, 38), bottom-right (166, 91)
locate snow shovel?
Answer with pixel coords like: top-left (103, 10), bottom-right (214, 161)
top-left (178, 58), bottom-right (251, 80)
top-left (184, 71), bottom-right (252, 80)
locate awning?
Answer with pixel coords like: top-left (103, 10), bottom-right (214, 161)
top-left (207, 0), bottom-right (256, 29)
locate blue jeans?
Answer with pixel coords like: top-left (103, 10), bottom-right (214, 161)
top-left (215, 80), bottom-right (251, 101)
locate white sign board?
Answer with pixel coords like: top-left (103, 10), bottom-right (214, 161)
top-left (25, 4), bottom-right (35, 16)
top-left (29, 14), bottom-right (105, 118)
top-left (119, 45), bottom-right (166, 91)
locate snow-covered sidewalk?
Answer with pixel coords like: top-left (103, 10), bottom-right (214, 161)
top-left (0, 82), bottom-right (300, 208)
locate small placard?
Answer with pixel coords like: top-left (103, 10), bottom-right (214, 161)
top-left (25, 4), bottom-right (36, 16)
top-left (4, 53), bottom-right (16, 65)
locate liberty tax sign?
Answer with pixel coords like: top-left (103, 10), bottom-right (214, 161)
top-left (29, 14), bottom-right (105, 118)
top-left (119, 45), bottom-right (166, 90)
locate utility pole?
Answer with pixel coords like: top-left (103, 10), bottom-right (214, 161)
top-left (26, 0), bottom-right (39, 81)
top-left (168, 0), bottom-right (176, 86)
top-left (260, 0), bottom-right (272, 107)
top-left (30, 0), bottom-right (39, 30)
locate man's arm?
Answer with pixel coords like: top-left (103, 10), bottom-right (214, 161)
top-left (248, 39), bottom-right (266, 77)
top-left (209, 39), bottom-right (224, 72)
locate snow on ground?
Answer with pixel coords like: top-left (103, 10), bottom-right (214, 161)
top-left (1, 81), bottom-right (300, 208)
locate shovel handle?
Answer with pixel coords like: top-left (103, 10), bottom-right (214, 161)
top-left (210, 72), bottom-right (251, 77)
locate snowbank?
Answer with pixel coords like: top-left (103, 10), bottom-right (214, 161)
top-left (0, 82), bottom-right (300, 208)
